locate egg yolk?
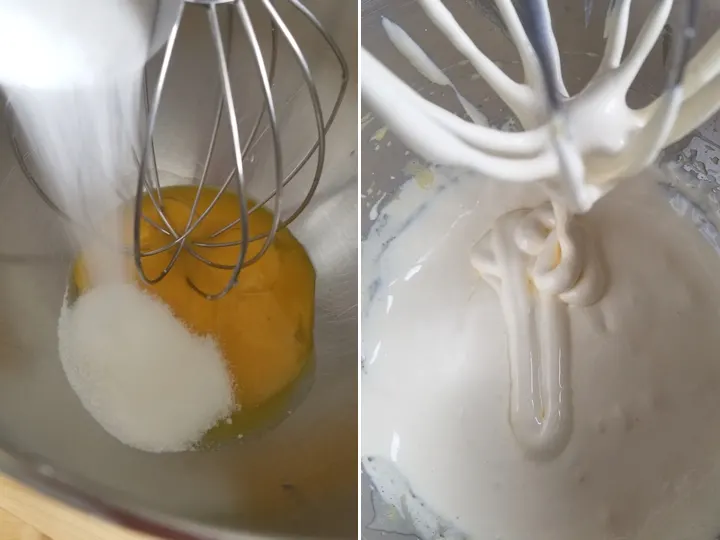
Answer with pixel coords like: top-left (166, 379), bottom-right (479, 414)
top-left (73, 185), bottom-right (316, 413)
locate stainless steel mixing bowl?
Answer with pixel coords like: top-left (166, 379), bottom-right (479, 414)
top-left (361, 0), bottom-right (720, 538)
top-left (0, 2), bottom-right (358, 538)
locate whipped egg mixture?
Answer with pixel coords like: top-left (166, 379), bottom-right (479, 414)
top-left (363, 167), bottom-right (720, 540)
top-left (362, 0), bottom-right (720, 539)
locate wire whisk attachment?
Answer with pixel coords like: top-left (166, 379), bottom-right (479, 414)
top-left (9, 0), bottom-right (349, 300)
top-left (362, 0), bottom-right (717, 212)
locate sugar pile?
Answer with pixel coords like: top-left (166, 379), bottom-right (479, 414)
top-left (3, 0), bottom-right (237, 452)
top-left (58, 284), bottom-right (235, 453)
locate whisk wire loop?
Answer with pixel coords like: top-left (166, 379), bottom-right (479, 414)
top-left (133, 0), bottom-right (185, 286)
top-left (361, 0), bottom-right (713, 212)
top-left (7, 0), bottom-right (348, 300)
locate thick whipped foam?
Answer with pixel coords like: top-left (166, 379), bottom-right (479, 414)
top-left (471, 202), bottom-right (605, 458)
top-left (363, 166), bottom-right (720, 540)
top-left (362, 0), bottom-right (720, 212)
top-left (365, 0), bottom-right (720, 462)
top-left (363, 1), bottom-right (720, 538)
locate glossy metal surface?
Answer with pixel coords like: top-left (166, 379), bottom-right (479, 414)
top-left (0, 1), bottom-right (357, 538)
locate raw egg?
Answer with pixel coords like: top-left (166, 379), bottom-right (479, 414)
top-left (73, 185), bottom-right (316, 442)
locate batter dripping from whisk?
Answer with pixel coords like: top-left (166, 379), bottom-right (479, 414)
top-left (362, 1), bottom-right (720, 539)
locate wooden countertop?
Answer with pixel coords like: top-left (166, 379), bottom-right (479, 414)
top-left (0, 474), bottom-right (154, 540)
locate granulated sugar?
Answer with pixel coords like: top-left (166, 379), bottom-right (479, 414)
top-left (3, 1), bottom-right (239, 453)
top-left (0, 0), bottom-right (157, 89)
top-left (58, 283), bottom-right (236, 453)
